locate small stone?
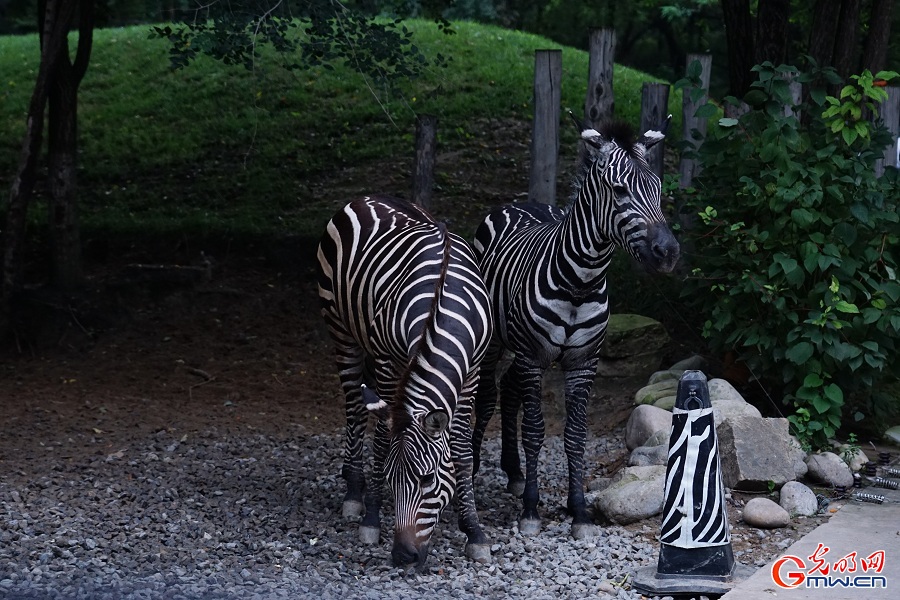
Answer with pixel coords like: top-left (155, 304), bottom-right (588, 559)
top-left (779, 481), bottom-right (818, 517)
top-left (742, 497), bottom-right (790, 528)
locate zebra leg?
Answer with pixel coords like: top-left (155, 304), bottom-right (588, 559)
top-left (328, 329), bottom-right (368, 519)
top-left (359, 417), bottom-right (389, 544)
top-left (498, 363), bottom-right (525, 496)
top-left (564, 360), bottom-right (600, 540)
top-left (508, 357), bottom-right (544, 535)
top-left (453, 374), bottom-right (491, 564)
top-left (471, 340), bottom-right (502, 476)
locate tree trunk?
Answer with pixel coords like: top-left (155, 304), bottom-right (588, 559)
top-left (807, 0), bottom-right (841, 68)
top-left (46, 0), bottom-right (93, 291)
top-left (861, 0), bottom-right (894, 74)
top-left (720, 0), bottom-right (756, 98)
top-left (755, 0), bottom-right (790, 66)
top-left (833, 0), bottom-right (862, 78)
top-left (48, 60), bottom-right (84, 290)
top-left (2, 0), bottom-right (77, 332)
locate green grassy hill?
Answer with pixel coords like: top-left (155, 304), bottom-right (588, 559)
top-left (0, 20), bottom-right (673, 245)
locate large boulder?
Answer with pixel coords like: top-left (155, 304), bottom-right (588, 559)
top-left (717, 416), bottom-right (796, 490)
top-left (708, 379), bottom-right (762, 427)
top-left (598, 314), bottom-right (670, 378)
top-left (625, 404), bottom-right (673, 450)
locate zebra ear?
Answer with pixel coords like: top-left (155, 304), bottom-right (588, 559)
top-left (580, 127), bottom-right (606, 149)
top-left (638, 114), bottom-right (672, 149)
top-left (423, 410), bottom-right (449, 437)
top-left (362, 385), bottom-right (390, 421)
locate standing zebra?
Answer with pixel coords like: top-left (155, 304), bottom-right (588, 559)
top-left (316, 195), bottom-right (493, 568)
top-left (471, 118), bottom-right (680, 539)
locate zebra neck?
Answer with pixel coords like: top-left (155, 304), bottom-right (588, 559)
top-left (559, 195), bottom-right (617, 268)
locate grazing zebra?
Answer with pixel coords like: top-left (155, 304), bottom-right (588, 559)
top-left (471, 118), bottom-right (680, 539)
top-left (316, 195), bottom-right (493, 568)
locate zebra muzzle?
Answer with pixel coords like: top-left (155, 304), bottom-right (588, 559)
top-left (391, 528), bottom-right (431, 569)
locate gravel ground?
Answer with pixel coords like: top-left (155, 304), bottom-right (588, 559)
top-left (0, 423), bottom-right (693, 600)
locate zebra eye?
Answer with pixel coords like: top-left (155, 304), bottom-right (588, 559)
top-left (420, 472), bottom-right (436, 489)
top-left (612, 184), bottom-right (628, 198)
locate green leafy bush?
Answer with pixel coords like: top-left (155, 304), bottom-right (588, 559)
top-left (677, 63), bottom-right (900, 449)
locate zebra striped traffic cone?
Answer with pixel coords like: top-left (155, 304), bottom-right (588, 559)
top-left (634, 370), bottom-right (753, 596)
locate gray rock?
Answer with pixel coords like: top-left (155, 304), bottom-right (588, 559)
top-left (645, 429), bottom-right (671, 448)
top-left (628, 445), bottom-right (668, 467)
top-left (717, 416), bottom-right (796, 491)
top-left (625, 405), bottom-right (673, 450)
top-left (669, 355), bottom-right (707, 371)
top-left (788, 436), bottom-right (808, 479)
top-left (779, 481), bottom-right (818, 517)
top-left (884, 425), bottom-right (900, 445)
top-left (647, 369), bottom-right (685, 386)
top-left (594, 466), bottom-right (666, 525)
top-left (742, 497), bottom-right (790, 529)
top-left (805, 452), bottom-right (854, 488)
top-left (707, 379), bottom-right (762, 427)
top-left (834, 444), bottom-right (869, 472)
top-left (598, 314), bottom-right (670, 378)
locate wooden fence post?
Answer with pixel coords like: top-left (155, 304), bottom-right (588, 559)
top-left (678, 54), bottom-right (712, 189)
top-left (640, 82), bottom-right (670, 179)
top-left (875, 86), bottom-right (900, 178)
top-left (584, 28), bottom-right (616, 127)
top-left (529, 49), bottom-right (562, 205)
top-left (412, 114), bottom-right (437, 209)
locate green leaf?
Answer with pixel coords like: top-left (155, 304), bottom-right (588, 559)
top-left (695, 103), bottom-right (718, 118)
top-left (786, 342), bottom-right (814, 364)
top-left (824, 384), bottom-right (844, 405)
top-left (718, 118), bottom-right (739, 127)
top-left (744, 89), bottom-right (767, 107)
top-left (812, 396), bottom-right (832, 414)
top-left (834, 301), bottom-right (859, 314)
top-left (803, 372), bottom-right (824, 387)
top-left (791, 208), bottom-right (815, 228)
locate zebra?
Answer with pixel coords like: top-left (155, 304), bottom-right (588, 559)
top-left (470, 118), bottom-right (680, 539)
top-left (316, 195), bottom-right (493, 568)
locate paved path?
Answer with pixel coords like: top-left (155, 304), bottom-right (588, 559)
top-left (722, 482), bottom-right (900, 600)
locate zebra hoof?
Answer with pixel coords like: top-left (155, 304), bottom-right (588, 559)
top-left (518, 518), bottom-right (541, 536)
top-left (571, 523), bottom-right (599, 540)
top-left (359, 525), bottom-right (380, 545)
top-left (506, 479), bottom-right (525, 497)
top-left (342, 500), bottom-right (364, 518)
top-left (465, 543), bottom-right (491, 564)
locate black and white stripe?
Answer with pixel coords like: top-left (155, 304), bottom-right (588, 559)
top-left (659, 406), bottom-right (730, 548)
top-left (316, 195), bottom-right (492, 568)
top-left (471, 119), bottom-right (680, 539)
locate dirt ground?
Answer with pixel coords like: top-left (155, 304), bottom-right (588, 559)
top-left (0, 254), bottom-right (828, 575)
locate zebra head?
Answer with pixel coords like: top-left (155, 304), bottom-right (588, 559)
top-left (363, 384), bottom-right (454, 569)
top-left (579, 118), bottom-right (680, 273)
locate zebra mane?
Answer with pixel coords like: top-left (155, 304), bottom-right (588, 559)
top-left (568, 119), bottom-right (639, 206)
top-left (392, 219), bottom-right (453, 431)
